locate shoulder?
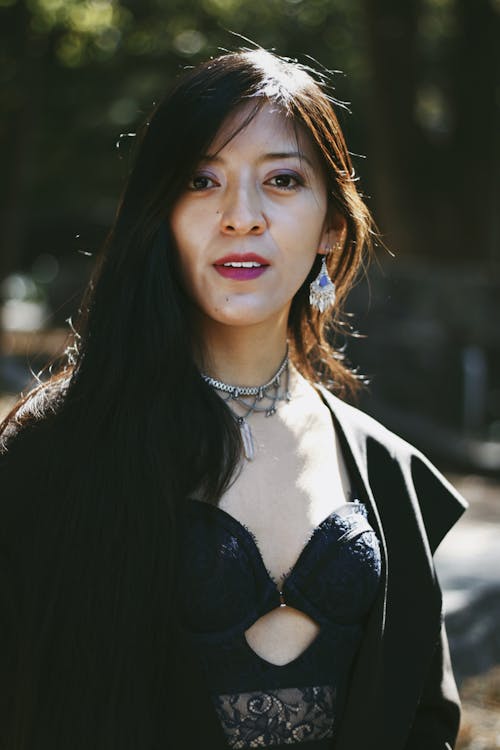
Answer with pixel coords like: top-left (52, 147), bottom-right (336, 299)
top-left (316, 384), bottom-right (417, 460)
top-left (316, 384), bottom-right (468, 551)
top-left (0, 375), bottom-right (69, 452)
top-left (0, 416), bottom-right (57, 517)
top-left (0, 384), bottom-right (72, 576)
top-left (0, 378), bottom-right (70, 494)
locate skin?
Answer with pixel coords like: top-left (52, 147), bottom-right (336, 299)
top-left (170, 101), bottom-right (344, 385)
top-left (170, 102), bottom-right (350, 667)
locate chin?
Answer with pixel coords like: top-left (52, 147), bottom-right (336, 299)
top-left (205, 300), bottom-right (284, 328)
top-left (211, 311), bottom-right (274, 328)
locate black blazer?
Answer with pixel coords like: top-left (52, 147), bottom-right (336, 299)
top-left (314, 387), bottom-right (467, 750)
top-left (0, 388), bottom-right (468, 750)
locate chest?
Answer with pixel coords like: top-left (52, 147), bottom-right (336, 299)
top-left (215, 402), bottom-right (354, 588)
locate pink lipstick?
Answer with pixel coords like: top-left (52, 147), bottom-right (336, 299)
top-left (213, 253), bottom-right (270, 281)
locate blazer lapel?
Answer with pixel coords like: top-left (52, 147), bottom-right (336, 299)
top-left (314, 385), bottom-right (388, 564)
top-left (315, 386), bottom-right (389, 747)
top-left (316, 386), bottom-right (444, 749)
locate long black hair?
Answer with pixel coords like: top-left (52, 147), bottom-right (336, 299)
top-left (0, 48), bottom-right (378, 749)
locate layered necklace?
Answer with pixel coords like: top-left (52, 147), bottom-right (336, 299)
top-left (201, 348), bottom-right (291, 461)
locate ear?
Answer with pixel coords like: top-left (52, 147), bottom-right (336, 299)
top-left (318, 212), bottom-right (347, 255)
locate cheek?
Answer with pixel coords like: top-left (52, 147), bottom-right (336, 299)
top-left (171, 203), bottom-right (217, 270)
top-left (286, 201), bottom-right (326, 246)
top-left (282, 222), bottom-right (321, 270)
top-left (170, 210), bottom-right (204, 278)
top-left (168, 239), bottom-right (197, 305)
top-left (171, 209), bottom-right (193, 254)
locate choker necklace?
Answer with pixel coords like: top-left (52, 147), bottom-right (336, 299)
top-left (201, 349), bottom-right (291, 461)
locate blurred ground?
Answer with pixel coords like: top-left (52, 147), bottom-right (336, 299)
top-left (457, 667), bottom-right (500, 750)
top-left (437, 473), bottom-right (500, 620)
top-left (436, 473), bottom-right (500, 749)
top-left (0, 395), bottom-right (498, 747)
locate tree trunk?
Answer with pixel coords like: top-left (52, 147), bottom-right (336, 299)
top-left (0, 2), bottom-right (46, 282)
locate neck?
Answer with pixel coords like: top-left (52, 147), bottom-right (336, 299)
top-left (198, 316), bottom-right (289, 387)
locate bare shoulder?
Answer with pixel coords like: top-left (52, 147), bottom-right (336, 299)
top-left (276, 367), bottom-right (354, 501)
top-left (280, 365), bottom-right (339, 429)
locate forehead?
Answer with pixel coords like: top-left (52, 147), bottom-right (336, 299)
top-left (207, 101), bottom-right (320, 164)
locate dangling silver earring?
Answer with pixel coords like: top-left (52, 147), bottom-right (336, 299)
top-left (309, 247), bottom-right (336, 312)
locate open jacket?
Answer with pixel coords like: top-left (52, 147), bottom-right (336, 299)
top-left (0, 387), bottom-right (468, 750)
top-left (315, 387), bottom-right (467, 749)
top-left (174, 387), bottom-right (468, 750)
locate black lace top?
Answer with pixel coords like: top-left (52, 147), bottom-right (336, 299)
top-left (175, 494), bottom-right (381, 749)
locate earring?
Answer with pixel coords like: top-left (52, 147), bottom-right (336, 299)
top-left (309, 247), bottom-right (336, 312)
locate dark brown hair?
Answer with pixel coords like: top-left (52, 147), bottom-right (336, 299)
top-left (0, 48), bottom-right (378, 750)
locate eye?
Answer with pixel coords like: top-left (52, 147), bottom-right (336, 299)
top-left (188, 173), bottom-right (218, 191)
top-left (267, 172), bottom-right (304, 191)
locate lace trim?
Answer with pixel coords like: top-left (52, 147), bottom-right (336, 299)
top-left (238, 502), bottom-right (368, 589)
top-left (211, 684), bottom-right (336, 748)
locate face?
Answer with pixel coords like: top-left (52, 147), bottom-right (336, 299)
top-left (170, 102), bottom-right (332, 332)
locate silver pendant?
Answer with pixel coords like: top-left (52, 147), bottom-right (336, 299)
top-left (238, 418), bottom-right (255, 461)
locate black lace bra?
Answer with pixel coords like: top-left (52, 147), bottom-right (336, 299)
top-left (175, 495), bottom-right (381, 748)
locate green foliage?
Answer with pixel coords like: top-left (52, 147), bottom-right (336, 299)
top-left (0, 0), bottom-right (368, 227)
top-left (0, 0), bottom-right (498, 272)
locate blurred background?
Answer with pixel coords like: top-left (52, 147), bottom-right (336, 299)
top-left (1, 0), bottom-right (499, 745)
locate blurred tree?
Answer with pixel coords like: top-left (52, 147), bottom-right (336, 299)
top-left (0, 0), bottom-right (498, 282)
top-left (0, 0), bottom-right (368, 282)
top-left (362, 0), bottom-right (500, 262)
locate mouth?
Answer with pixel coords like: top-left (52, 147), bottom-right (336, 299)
top-left (213, 253), bottom-right (270, 281)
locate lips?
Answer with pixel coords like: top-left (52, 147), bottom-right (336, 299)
top-left (213, 253), bottom-right (270, 281)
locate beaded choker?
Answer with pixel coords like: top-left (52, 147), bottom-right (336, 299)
top-left (201, 349), bottom-right (291, 461)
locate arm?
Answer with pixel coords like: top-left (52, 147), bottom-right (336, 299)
top-left (404, 450), bottom-right (466, 749)
top-left (0, 417), bottom-right (47, 746)
top-left (405, 616), bottom-right (461, 750)
top-left (0, 548), bottom-right (19, 750)
top-left (0, 445), bottom-right (22, 747)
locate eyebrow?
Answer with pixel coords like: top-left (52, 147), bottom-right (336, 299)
top-left (202, 151), bottom-right (315, 168)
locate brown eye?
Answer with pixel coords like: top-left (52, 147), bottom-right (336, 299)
top-left (267, 173), bottom-right (304, 190)
top-left (188, 174), bottom-right (217, 191)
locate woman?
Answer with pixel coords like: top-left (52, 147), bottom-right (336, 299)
top-left (0, 48), bottom-right (467, 750)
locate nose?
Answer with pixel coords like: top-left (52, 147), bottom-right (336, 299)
top-left (220, 182), bottom-right (266, 236)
